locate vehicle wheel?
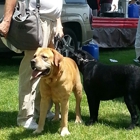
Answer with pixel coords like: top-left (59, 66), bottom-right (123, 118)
top-left (56, 27), bottom-right (78, 57)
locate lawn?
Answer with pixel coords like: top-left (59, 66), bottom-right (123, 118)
top-left (0, 47), bottom-right (140, 140)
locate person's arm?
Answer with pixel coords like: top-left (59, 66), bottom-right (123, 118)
top-left (0, 0), bottom-right (17, 36)
top-left (55, 17), bottom-right (63, 38)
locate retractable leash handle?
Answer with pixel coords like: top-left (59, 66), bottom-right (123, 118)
top-left (54, 35), bottom-right (69, 50)
top-left (55, 34), bottom-right (70, 49)
top-left (54, 34), bottom-right (61, 49)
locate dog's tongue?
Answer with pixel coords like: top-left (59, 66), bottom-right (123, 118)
top-left (32, 70), bottom-right (42, 78)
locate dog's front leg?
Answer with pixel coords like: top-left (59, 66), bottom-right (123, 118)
top-left (33, 97), bottom-right (51, 134)
top-left (124, 95), bottom-right (139, 129)
top-left (60, 99), bottom-right (70, 136)
top-left (86, 94), bottom-right (100, 126)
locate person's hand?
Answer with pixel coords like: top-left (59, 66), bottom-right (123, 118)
top-left (0, 20), bottom-right (11, 37)
top-left (55, 25), bottom-right (64, 38)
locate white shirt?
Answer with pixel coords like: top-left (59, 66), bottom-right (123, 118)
top-left (29, 0), bottom-right (63, 20)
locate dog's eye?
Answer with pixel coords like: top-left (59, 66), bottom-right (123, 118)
top-left (42, 55), bottom-right (48, 59)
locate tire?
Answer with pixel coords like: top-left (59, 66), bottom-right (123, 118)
top-left (56, 27), bottom-right (78, 57)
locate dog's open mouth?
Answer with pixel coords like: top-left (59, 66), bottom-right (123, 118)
top-left (31, 68), bottom-right (51, 78)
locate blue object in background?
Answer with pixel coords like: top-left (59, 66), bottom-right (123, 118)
top-left (128, 4), bottom-right (139, 18)
top-left (82, 42), bottom-right (99, 60)
top-left (138, 5), bottom-right (140, 16)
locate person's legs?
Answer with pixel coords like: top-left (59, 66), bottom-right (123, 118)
top-left (100, 3), bottom-right (111, 16)
top-left (17, 50), bottom-right (40, 129)
top-left (104, 3), bottom-right (112, 12)
top-left (134, 16), bottom-right (140, 61)
top-left (92, 9), bottom-right (98, 16)
top-left (17, 19), bottom-right (56, 129)
top-left (100, 4), bottom-right (106, 16)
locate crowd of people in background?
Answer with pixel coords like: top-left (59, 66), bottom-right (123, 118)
top-left (87, 0), bottom-right (140, 17)
top-left (87, 0), bottom-right (113, 16)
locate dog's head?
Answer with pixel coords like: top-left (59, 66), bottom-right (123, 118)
top-left (30, 47), bottom-right (63, 79)
top-left (69, 50), bottom-right (95, 72)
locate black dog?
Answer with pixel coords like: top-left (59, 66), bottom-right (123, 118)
top-left (70, 50), bottom-right (140, 129)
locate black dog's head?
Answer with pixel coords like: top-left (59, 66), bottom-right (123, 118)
top-left (69, 50), bottom-right (96, 72)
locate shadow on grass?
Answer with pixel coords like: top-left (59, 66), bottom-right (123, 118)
top-left (0, 57), bottom-right (22, 77)
top-left (0, 57), bottom-right (22, 66)
top-left (8, 111), bottom-right (82, 140)
top-left (66, 110), bottom-right (136, 130)
top-left (112, 97), bottom-right (124, 103)
top-left (98, 114), bottom-right (131, 129)
top-left (9, 120), bottom-right (60, 140)
top-left (5, 110), bottom-right (139, 140)
top-left (1, 111), bottom-right (138, 139)
top-left (9, 130), bottom-right (44, 140)
top-left (0, 111), bottom-right (18, 128)
top-left (0, 110), bottom-right (60, 139)
top-left (82, 111), bottom-right (140, 130)
top-left (8, 117), bottom-right (61, 140)
top-left (67, 111), bottom-right (136, 130)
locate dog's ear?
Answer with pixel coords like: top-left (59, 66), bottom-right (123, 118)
top-left (51, 49), bottom-right (63, 66)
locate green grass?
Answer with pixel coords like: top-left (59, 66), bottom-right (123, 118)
top-left (0, 48), bottom-right (140, 140)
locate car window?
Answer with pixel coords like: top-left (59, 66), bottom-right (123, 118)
top-left (65, 0), bottom-right (87, 4)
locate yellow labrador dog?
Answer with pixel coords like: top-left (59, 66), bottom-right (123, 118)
top-left (31, 47), bottom-right (83, 136)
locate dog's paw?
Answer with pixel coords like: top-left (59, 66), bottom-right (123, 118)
top-left (33, 129), bottom-right (43, 134)
top-left (75, 115), bottom-right (83, 123)
top-left (127, 118), bottom-right (139, 130)
top-left (60, 127), bottom-right (70, 137)
top-left (85, 119), bottom-right (97, 126)
top-left (52, 114), bottom-right (61, 121)
top-left (75, 118), bottom-right (82, 123)
top-left (127, 124), bottom-right (137, 130)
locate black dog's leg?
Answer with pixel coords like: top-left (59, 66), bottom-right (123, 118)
top-left (86, 94), bottom-right (100, 126)
top-left (124, 95), bottom-right (139, 130)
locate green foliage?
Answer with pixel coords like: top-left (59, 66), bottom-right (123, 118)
top-left (0, 48), bottom-right (140, 140)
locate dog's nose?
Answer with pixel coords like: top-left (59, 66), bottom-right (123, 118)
top-left (31, 59), bottom-right (36, 70)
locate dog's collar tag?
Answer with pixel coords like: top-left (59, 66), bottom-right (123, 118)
top-left (79, 58), bottom-right (84, 61)
top-left (79, 58), bottom-right (95, 63)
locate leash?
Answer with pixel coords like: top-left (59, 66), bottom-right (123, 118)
top-left (54, 35), bottom-right (96, 63)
